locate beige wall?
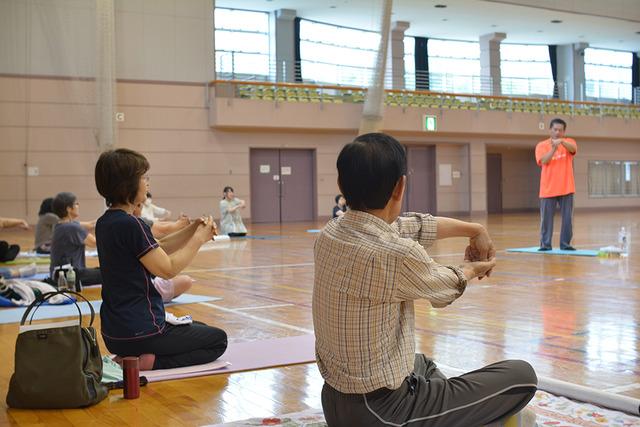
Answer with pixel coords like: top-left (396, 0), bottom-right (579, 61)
top-left (0, 75), bottom-right (355, 222)
top-left (486, 146), bottom-right (540, 211)
top-left (2, 75), bottom-right (640, 223)
top-left (0, 0), bottom-right (214, 82)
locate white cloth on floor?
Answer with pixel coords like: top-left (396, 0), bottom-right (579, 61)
top-left (6, 280), bottom-right (69, 305)
top-left (165, 311), bottom-right (192, 325)
top-left (4, 281), bottom-right (35, 306)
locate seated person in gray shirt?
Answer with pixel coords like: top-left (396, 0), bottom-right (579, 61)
top-left (49, 192), bottom-right (101, 287)
top-left (34, 198), bottom-right (58, 254)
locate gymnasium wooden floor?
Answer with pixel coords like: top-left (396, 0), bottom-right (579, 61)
top-left (1, 210), bottom-right (638, 426)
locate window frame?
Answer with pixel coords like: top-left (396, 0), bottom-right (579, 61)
top-left (298, 18), bottom-right (380, 87)
top-left (588, 160), bottom-right (640, 198)
top-left (214, 7), bottom-right (271, 79)
top-left (584, 47), bottom-right (633, 102)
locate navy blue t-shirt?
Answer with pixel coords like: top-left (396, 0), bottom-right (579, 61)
top-left (96, 209), bottom-right (165, 340)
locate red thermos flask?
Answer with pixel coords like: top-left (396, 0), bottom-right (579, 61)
top-left (123, 357), bottom-right (140, 399)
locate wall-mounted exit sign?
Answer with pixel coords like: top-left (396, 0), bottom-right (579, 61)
top-left (423, 115), bottom-right (437, 131)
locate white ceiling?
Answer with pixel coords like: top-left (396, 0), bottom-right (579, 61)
top-left (217, 0), bottom-right (640, 52)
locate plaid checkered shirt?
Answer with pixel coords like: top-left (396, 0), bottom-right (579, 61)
top-left (313, 210), bottom-right (468, 393)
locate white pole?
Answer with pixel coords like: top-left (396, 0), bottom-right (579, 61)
top-left (437, 363), bottom-right (640, 416)
top-left (358, 0), bottom-right (393, 135)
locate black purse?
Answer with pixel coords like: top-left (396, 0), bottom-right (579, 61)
top-left (6, 291), bottom-right (108, 408)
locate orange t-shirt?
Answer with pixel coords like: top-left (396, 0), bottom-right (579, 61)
top-left (535, 137), bottom-right (577, 198)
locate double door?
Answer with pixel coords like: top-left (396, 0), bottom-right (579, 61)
top-left (250, 149), bottom-right (316, 223)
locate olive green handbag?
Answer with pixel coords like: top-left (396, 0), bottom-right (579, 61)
top-left (6, 291), bottom-right (108, 408)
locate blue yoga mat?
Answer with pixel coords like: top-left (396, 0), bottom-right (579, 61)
top-left (0, 294), bottom-right (221, 324)
top-left (245, 235), bottom-right (282, 240)
top-left (306, 229), bottom-right (321, 233)
top-left (506, 247), bottom-right (598, 257)
top-left (25, 273), bottom-right (49, 280)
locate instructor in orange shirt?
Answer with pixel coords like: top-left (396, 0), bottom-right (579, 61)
top-left (535, 118), bottom-right (577, 251)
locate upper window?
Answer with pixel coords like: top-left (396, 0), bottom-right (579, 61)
top-left (214, 8), bottom-right (270, 78)
top-left (299, 19), bottom-right (380, 86)
top-left (500, 44), bottom-right (554, 97)
top-left (584, 48), bottom-right (633, 101)
top-left (427, 39), bottom-right (481, 93)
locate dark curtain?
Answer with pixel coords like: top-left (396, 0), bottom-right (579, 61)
top-left (293, 17), bottom-right (302, 82)
top-left (415, 37), bottom-right (429, 90)
top-left (548, 45), bottom-right (558, 98)
top-left (632, 52), bottom-right (639, 103)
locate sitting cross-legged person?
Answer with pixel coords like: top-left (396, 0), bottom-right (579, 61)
top-left (0, 217), bottom-right (29, 262)
top-left (49, 192), bottom-right (101, 287)
top-left (133, 201), bottom-right (194, 303)
top-left (94, 148), bottom-right (227, 370)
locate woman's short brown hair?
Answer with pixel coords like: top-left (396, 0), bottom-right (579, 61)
top-left (95, 148), bottom-right (149, 207)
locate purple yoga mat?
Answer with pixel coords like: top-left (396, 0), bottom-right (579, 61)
top-left (142, 334), bottom-right (316, 382)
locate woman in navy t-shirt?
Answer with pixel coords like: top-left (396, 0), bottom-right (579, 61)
top-left (95, 148), bottom-right (227, 370)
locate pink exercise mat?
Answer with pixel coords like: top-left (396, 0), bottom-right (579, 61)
top-left (142, 334), bottom-right (316, 382)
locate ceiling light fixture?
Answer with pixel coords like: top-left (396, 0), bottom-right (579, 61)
top-left (550, 19), bottom-right (562, 23)
top-left (491, 24), bottom-right (497, 28)
top-left (435, 4), bottom-right (447, 8)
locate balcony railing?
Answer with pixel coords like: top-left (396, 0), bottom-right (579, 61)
top-left (211, 79), bottom-right (640, 120)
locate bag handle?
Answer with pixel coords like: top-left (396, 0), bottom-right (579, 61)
top-left (20, 291), bottom-right (96, 327)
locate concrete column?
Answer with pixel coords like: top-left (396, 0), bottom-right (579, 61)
top-left (389, 21), bottom-right (410, 90)
top-left (209, 0), bottom-right (216, 81)
top-left (557, 43), bottom-right (588, 101)
top-left (273, 9), bottom-right (296, 82)
top-left (469, 142), bottom-right (487, 214)
top-left (479, 32), bottom-right (506, 95)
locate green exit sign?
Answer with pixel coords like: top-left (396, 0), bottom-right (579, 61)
top-left (423, 115), bottom-right (437, 131)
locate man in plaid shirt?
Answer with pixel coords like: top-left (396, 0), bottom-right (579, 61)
top-left (313, 133), bottom-right (537, 427)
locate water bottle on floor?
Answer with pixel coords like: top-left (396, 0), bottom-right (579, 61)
top-left (57, 270), bottom-right (68, 291)
top-left (618, 227), bottom-right (628, 256)
top-left (66, 266), bottom-right (76, 292)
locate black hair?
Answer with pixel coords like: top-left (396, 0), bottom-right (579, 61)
top-left (336, 133), bottom-right (406, 211)
top-left (38, 197), bottom-right (54, 216)
top-left (95, 148), bottom-right (150, 207)
top-left (549, 118), bottom-right (567, 130)
top-left (52, 192), bottom-right (77, 218)
top-left (222, 186), bottom-right (234, 200)
top-left (335, 194), bottom-right (343, 204)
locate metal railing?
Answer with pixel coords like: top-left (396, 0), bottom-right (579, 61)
top-left (215, 54), bottom-right (635, 105)
top-left (210, 79), bottom-right (640, 120)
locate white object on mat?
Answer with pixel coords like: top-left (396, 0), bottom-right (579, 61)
top-left (165, 311), bottom-right (192, 325)
top-left (438, 363), bottom-right (640, 416)
top-left (142, 359), bottom-right (230, 382)
top-left (18, 250), bottom-right (98, 258)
